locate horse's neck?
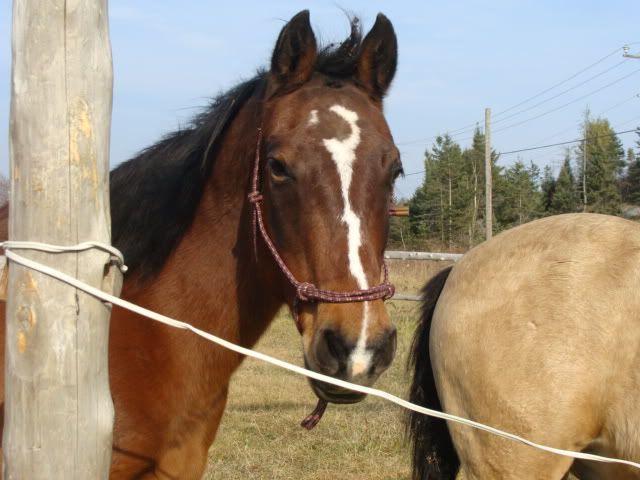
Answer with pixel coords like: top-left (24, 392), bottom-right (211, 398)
top-left (122, 112), bottom-right (283, 350)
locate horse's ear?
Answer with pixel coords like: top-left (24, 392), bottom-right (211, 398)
top-left (356, 14), bottom-right (397, 99)
top-left (268, 10), bottom-right (317, 96)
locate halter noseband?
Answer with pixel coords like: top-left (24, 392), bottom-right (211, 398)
top-left (247, 128), bottom-right (395, 333)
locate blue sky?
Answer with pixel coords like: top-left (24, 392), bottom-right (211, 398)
top-left (1, 1), bottom-right (639, 198)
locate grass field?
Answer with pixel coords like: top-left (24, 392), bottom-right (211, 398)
top-left (202, 259), bottom-right (582, 479)
top-left (204, 261), bottom-right (451, 479)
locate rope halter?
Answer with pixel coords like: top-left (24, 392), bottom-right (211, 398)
top-left (247, 128), bottom-right (395, 333)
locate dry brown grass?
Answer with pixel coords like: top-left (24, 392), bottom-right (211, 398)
top-left (203, 261), bottom-right (583, 479)
top-left (386, 259), bottom-right (454, 296)
top-left (204, 310), bottom-right (412, 479)
top-left (204, 264), bottom-right (447, 479)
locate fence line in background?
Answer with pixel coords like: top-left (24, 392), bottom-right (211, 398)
top-left (385, 250), bottom-right (463, 262)
top-left (386, 250), bottom-right (462, 301)
top-left (390, 293), bottom-right (422, 301)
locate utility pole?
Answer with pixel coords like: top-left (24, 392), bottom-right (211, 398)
top-left (623, 45), bottom-right (640, 59)
top-left (485, 108), bottom-right (493, 240)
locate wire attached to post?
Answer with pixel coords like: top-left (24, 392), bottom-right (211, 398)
top-left (2, 242), bottom-right (640, 471)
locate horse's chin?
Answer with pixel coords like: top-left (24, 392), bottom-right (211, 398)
top-left (303, 355), bottom-right (368, 403)
top-left (308, 378), bottom-right (367, 404)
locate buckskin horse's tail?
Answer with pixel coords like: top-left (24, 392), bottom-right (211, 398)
top-left (406, 266), bottom-right (459, 480)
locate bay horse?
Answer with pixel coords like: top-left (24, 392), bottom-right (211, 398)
top-left (0, 10), bottom-right (402, 479)
top-left (407, 213), bottom-right (640, 480)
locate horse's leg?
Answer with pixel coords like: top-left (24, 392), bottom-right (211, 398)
top-left (434, 372), bottom-right (588, 479)
top-left (451, 433), bottom-right (574, 480)
top-left (441, 401), bottom-right (579, 480)
top-left (571, 446), bottom-right (640, 480)
top-left (135, 388), bottom-right (228, 480)
top-left (571, 461), bottom-right (640, 480)
top-left (570, 388), bottom-right (640, 479)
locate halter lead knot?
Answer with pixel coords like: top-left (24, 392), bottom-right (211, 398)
top-left (247, 192), bottom-right (263, 204)
top-left (296, 282), bottom-right (317, 302)
top-left (379, 283), bottom-right (396, 301)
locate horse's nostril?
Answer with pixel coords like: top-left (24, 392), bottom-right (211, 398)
top-left (323, 329), bottom-right (350, 365)
top-left (387, 326), bottom-right (398, 349)
top-left (372, 326), bottom-right (397, 374)
top-left (312, 329), bottom-right (350, 376)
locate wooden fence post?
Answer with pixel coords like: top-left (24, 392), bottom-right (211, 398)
top-left (5, 0), bottom-right (120, 478)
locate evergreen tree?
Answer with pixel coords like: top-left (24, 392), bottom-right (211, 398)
top-left (409, 134), bottom-right (478, 249)
top-left (460, 129), bottom-right (484, 245)
top-left (405, 114), bottom-right (633, 252)
top-left (621, 133), bottom-right (640, 204)
top-left (540, 165), bottom-right (556, 213)
top-left (495, 160), bottom-right (543, 227)
top-left (417, 135), bottom-right (466, 248)
top-left (408, 182), bottom-right (432, 239)
top-left (627, 129), bottom-right (640, 203)
top-left (388, 215), bottom-right (411, 249)
top-left (622, 157), bottom-right (640, 205)
top-left (575, 116), bottom-right (624, 214)
top-left (550, 155), bottom-right (579, 213)
top-left (409, 150), bottom-right (442, 241)
top-left (461, 128), bottom-right (501, 242)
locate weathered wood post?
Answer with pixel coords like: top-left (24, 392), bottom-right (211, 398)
top-left (5, 0), bottom-right (120, 478)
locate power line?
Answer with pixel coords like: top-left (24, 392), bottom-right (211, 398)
top-left (491, 59), bottom-right (628, 126)
top-left (599, 93), bottom-right (640, 115)
top-left (403, 169), bottom-right (427, 177)
top-left (518, 114), bottom-right (640, 166)
top-left (460, 46), bottom-right (624, 131)
top-left (396, 45), bottom-right (627, 146)
top-left (402, 98), bottom-right (640, 181)
top-left (492, 67), bottom-right (640, 135)
top-left (398, 127), bottom-right (479, 147)
top-left (492, 46), bottom-right (623, 118)
top-left (504, 93), bottom-right (640, 162)
top-left (402, 128), bottom-right (639, 177)
top-left (500, 128), bottom-right (637, 155)
top-left (613, 114), bottom-right (640, 129)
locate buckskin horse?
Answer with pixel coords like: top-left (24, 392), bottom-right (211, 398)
top-left (0, 10), bottom-right (402, 479)
top-left (407, 213), bottom-right (640, 480)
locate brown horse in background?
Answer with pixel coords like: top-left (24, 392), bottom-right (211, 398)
top-left (407, 213), bottom-right (640, 480)
top-left (0, 11), bottom-right (403, 479)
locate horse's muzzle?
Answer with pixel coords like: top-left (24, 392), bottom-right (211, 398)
top-left (304, 325), bottom-right (397, 403)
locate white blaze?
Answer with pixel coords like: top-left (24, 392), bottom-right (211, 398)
top-left (322, 104), bottom-right (371, 377)
top-left (308, 109), bottom-right (319, 126)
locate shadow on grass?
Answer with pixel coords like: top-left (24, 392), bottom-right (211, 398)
top-left (227, 397), bottom-right (407, 414)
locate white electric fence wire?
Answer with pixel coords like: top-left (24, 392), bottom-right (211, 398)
top-left (2, 242), bottom-right (640, 471)
top-left (2, 240), bottom-right (127, 272)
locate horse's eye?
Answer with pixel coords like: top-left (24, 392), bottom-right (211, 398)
top-left (391, 160), bottom-right (404, 181)
top-left (268, 158), bottom-right (293, 182)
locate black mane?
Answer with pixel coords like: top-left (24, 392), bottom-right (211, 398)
top-left (110, 18), bottom-right (364, 278)
top-left (110, 77), bottom-right (261, 278)
top-left (315, 17), bottom-right (362, 78)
